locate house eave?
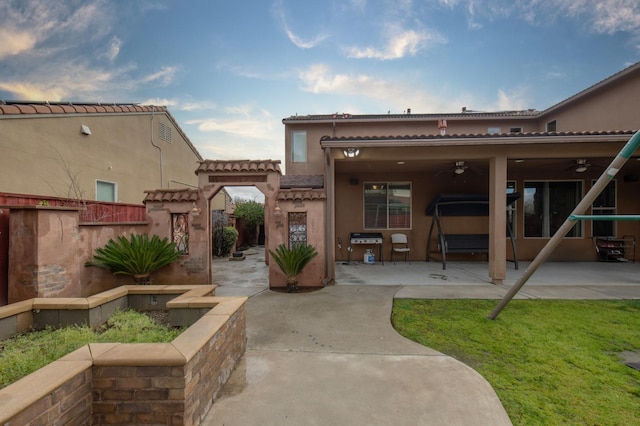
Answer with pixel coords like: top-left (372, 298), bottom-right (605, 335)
top-left (320, 132), bottom-right (635, 149)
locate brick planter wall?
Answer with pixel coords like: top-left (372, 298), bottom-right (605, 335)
top-left (0, 287), bottom-right (247, 425)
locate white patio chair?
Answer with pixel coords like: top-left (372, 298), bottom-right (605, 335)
top-left (391, 233), bottom-right (411, 264)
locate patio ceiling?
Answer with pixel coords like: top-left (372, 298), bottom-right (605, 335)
top-left (335, 156), bottom-right (640, 178)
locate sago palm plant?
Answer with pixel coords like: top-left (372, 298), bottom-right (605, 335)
top-left (268, 243), bottom-right (318, 292)
top-left (85, 234), bottom-right (181, 284)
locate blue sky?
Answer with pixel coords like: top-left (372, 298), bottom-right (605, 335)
top-left (1, 0), bottom-right (640, 194)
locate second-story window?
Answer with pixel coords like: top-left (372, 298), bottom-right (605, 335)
top-left (292, 131), bottom-right (307, 162)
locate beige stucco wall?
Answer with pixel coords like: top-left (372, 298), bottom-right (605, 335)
top-left (0, 112), bottom-right (200, 204)
top-left (538, 71), bottom-right (640, 132)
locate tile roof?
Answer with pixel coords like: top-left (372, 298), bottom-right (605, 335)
top-left (0, 101), bottom-right (167, 115)
top-left (280, 175), bottom-right (324, 189)
top-left (143, 189), bottom-right (199, 203)
top-left (282, 110), bottom-right (539, 123)
top-left (196, 160), bottom-right (282, 174)
top-left (278, 189), bottom-right (326, 201)
top-left (320, 130), bottom-right (636, 143)
top-left (0, 101), bottom-right (203, 161)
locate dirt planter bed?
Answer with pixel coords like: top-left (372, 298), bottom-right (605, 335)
top-left (0, 285), bottom-right (247, 426)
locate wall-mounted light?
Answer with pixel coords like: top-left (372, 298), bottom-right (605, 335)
top-left (190, 202), bottom-right (201, 216)
top-left (274, 201), bottom-right (282, 216)
top-left (81, 124), bottom-right (92, 135)
top-left (343, 147), bottom-right (360, 158)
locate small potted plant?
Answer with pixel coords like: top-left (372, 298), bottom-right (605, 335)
top-left (269, 243), bottom-right (318, 292)
top-left (85, 234), bottom-right (181, 284)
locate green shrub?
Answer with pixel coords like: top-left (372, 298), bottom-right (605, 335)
top-left (85, 234), bottom-right (181, 284)
top-left (214, 226), bottom-right (239, 257)
top-left (268, 243), bottom-right (318, 292)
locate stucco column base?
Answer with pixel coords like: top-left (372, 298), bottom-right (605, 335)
top-left (491, 278), bottom-right (504, 285)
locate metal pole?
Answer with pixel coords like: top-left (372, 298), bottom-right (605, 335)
top-left (488, 130), bottom-right (640, 320)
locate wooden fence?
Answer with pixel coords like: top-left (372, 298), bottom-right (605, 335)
top-left (0, 192), bottom-right (146, 223)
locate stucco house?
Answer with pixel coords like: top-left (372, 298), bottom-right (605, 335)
top-left (279, 61), bottom-right (640, 286)
top-left (0, 102), bottom-right (203, 204)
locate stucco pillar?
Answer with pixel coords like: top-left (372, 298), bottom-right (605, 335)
top-left (488, 155), bottom-right (507, 284)
top-left (8, 207), bottom-right (82, 302)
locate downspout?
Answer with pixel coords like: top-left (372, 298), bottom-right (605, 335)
top-left (150, 106), bottom-right (163, 188)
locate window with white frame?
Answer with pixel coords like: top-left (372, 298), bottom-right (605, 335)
top-left (96, 180), bottom-right (116, 202)
top-left (524, 181), bottom-right (582, 238)
top-left (592, 180), bottom-right (616, 237)
top-left (364, 182), bottom-right (411, 229)
top-left (291, 131), bottom-right (307, 162)
top-left (546, 120), bottom-right (557, 132)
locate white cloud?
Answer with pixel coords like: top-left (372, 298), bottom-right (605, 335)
top-left (140, 66), bottom-right (179, 86)
top-left (106, 36), bottom-right (121, 61)
top-left (186, 105), bottom-right (278, 141)
top-left (592, 0), bottom-right (640, 34)
top-left (139, 98), bottom-right (179, 107)
top-left (272, 0), bottom-right (329, 49)
top-left (188, 118), bottom-right (275, 140)
top-left (0, 29), bottom-right (37, 59)
top-left (0, 82), bottom-right (65, 101)
top-left (456, 1), bottom-right (640, 36)
top-left (179, 101), bottom-right (217, 111)
top-left (298, 64), bottom-right (462, 112)
top-left (345, 24), bottom-right (446, 60)
top-left (494, 88), bottom-right (528, 111)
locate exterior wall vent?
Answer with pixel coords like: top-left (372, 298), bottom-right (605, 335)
top-left (159, 122), bottom-right (172, 143)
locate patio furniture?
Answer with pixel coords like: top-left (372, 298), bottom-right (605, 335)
top-left (390, 233), bottom-right (411, 264)
top-left (425, 193), bottom-right (520, 270)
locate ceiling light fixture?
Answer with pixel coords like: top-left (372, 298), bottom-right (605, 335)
top-left (454, 161), bottom-right (466, 175)
top-left (575, 159), bottom-right (589, 173)
top-left (343, 147), bottom-right (360, 158)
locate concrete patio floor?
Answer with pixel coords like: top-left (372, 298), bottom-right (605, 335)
top-left (204, 248), bottom-right (639, 425)
top-left (212, 246), bottom-right (640, 300)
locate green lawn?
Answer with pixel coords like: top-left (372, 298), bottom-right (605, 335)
top-left (392, 299), bottom-right (640, 425)
top-left (0, 309), bottom-right (182, 389)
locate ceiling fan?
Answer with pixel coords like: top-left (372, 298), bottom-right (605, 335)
top-left (454, 161), bottom-right (468, 175)
top-left (435, 161), bottom-right (475, 177)
top-left (573, 159), bottom-right (590, 173)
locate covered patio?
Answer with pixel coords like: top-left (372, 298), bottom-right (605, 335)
top-left (334, 260), bottom-right (640, 299)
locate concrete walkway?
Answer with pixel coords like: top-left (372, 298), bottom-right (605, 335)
top-left (203, 248), bottom-right (640, 424)
top-left (202, 285), bottom-right (511, 425)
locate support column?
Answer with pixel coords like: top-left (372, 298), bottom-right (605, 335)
top-left (324, 148), bottom-right (335, 285)
top-left (488, 155), bottom-right (507, 284)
